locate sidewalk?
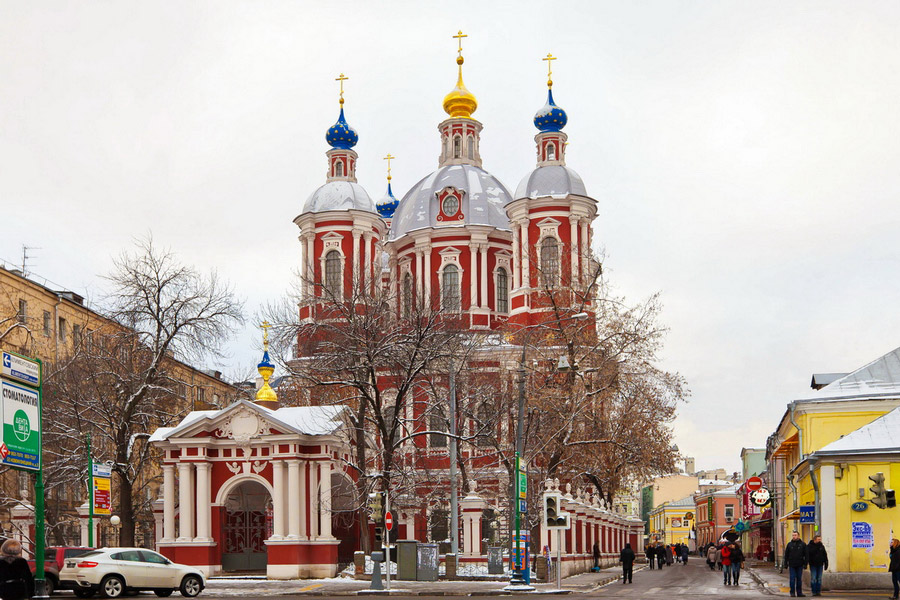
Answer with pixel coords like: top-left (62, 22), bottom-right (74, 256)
top-left (745, 561), bottom-right (789, 594)
top-left (205, 566), bottom-right (633, 596)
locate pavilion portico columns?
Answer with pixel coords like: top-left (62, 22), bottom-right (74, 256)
top-left (195, 462), bottom-right (212, 542)
top-left (177, 462), bottom-right (194, 541)
top-left (162, 464), bottom-right (176, 542)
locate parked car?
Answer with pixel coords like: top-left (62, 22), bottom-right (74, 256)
top-left (26, 546), bottom-right (94, 595)
top-left (59, 548), bottom-right (205, 598)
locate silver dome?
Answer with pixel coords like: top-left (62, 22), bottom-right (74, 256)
top-left (303, 181), bottom-right (376, 214)
top-left (389, 165), bottom-right (512, 240)
top-left (514, 165), bottom-right (587, 200)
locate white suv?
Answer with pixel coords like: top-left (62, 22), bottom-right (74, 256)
top-left (59, 548), bottom-right (205, 598)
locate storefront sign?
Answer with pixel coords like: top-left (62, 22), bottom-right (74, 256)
top-left (799, 505), bottom-right (816, 524)
top-left (92, 463), bottom-right (112, 515)
top-left (750, 487), bottom-right (771, 507)
top-left (851, 521), bottom-right (874, 550)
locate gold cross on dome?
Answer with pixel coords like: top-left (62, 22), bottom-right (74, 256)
top-left (335, 73), bottom-right (348, 105)
top-left (261, 320), bottom-right (272, 346)
top-left (453, 30), bottom-right (467, 58)
top-left (383, 153), bottom-right (396, 182)
top-left (543, 53), bottom-right (557, 88)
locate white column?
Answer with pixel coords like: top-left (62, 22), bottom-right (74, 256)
top-left (423, 249), bottom-right (432, 306)
top-left (163, 464), bottom-right (176, 542)
top-left (580, 221), bottom-right (589, 284)
top-left (195, 462), bottom-right (211, 541)
top-left (177, 462), bottom-right (194, 541)
top-left (569, 217), bottom-right (579, 286)
top-left (512, 227), bottom-right (520, 288)
top-left (363, 233), bottom-right (372, 293)
top-left (820, 464), bottom-right (836, 571)
top-left (320, 461), bottom-right (333, 539)
top-left (271, 460), bottom-right (285, 540)
top-left (288, 459), bottom-right (301, 539)
top-left (416, 251), bottom-right (424, 306)
top-left (352, 232), bottom-right (361, 293)
top-left (310, 463), bottom-right (320, 539)
top-left (521, 222), bottom-right (530, 288)
top-left (306, 235), bottom-right (315, 291)
top-left (469, 245), bottom-right (478, 310)
top-left (480, 244), bottom-right (488, 308)
top-left (299, 461), bottom-right (308, 539)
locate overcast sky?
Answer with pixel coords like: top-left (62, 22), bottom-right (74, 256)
top-left (3, 1), bottom-right (900, 475)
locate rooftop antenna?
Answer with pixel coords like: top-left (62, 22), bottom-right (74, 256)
top-left (22, 244), bottom-right (40, 277)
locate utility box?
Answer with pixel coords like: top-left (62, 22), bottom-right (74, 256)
top-left (397, 540), bottom-right (418, 581)
top-left (416, 543), bottom-right (439, 582)
top-left (488, 547), bottom-right (505, 575)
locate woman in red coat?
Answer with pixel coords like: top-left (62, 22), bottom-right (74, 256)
top-left (720, 543), bottom-right (733, 586)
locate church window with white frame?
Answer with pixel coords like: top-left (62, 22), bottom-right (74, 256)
top-left (496, 267), bottom-right (509, 313)
top-left (540, 237), bottom-right (559, 287)
top-left (441, 264), bottom-right (461, 312)
top-left (324, 250), bottom-right (342, 297)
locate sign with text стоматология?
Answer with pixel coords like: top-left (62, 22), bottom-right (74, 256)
top-left (92, 463), bottom-right (112, 515)
top-left (851, 522), bottom-right (874, 550)
top-left (0, 378), bottom-right (41, 471)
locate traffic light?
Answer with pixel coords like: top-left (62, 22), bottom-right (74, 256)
top-left (368, 492), bottom-right (385, 521)
top-left (543, 493), bottom-right (569, 529)
top-left (869, 472), bottom-right (895, 509)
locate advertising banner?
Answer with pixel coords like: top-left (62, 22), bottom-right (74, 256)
top-left (92, 463), bottom-right (112, 515)
top-left (851, 522), bottom-right (874, 550)
top-left (0, 378), bottom-right (41, 471)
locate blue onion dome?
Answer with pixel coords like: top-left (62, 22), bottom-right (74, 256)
top-left (326, 107), bottom-right (359, 149)
top-left (376, 182), bottom-right (399, 218)
top-left (533, 89), bottom-right (568, 132)
top-left (257, 349), bottom-right (274, 372)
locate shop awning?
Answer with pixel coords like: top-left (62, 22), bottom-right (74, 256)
top-left (779, 508), bottom-right (801, 521)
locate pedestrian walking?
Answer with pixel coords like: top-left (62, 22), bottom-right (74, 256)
top-left (681, 543), bottom-right (690, 565)
top-left (706, 543), bottom-right (717, 570)
top-left (889, 538), bottom-right (900, 600)
top-left (665, 544), bottom-right (674, 566)
top-left (0, 539), bottom-right (34, 600)
top-left (784, 530), bottom-right (808, 597)
top-left (656, 543), bottom-right (666, 569)
top-left (645, 543), bottom-right (654, 570)
top-left (721, 542), bottom-right (733, 585)
top-left (620, 543), bottom-right (635, 584)
top-left (806, 534), bottom-right (827, 596)
top-left (716, 543), bottom-right (724, 571)
top-left (730, 542), bottom-right (745, 586)
top-left (593, 542), bottom-right (600, 571)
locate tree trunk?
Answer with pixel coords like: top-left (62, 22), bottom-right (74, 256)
top-left (354, 413), bottom-right (370, 554)
top-left (117, 472), bottom-right (136, 547)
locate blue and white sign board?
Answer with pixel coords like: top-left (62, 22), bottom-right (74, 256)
top-left (1, 351), bottom-right (40, 387)
top-left (851, 522), bottom-right (874, 550)
top-left (799, 505), bottom-right (816, 524)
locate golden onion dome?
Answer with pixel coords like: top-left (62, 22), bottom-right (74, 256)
top-left (443, 55), bottom-right (477, 119)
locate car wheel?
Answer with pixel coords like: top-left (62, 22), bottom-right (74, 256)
top-left (74, 588), bottom-right (97, 598)
top-left (101, 575), bottom-right (126, 598)
top-left (179, 575), bottom-right (203, 598)
top-left (45, 576), bottom-right (56, 596)
top-left (155, 590), bottom-right (174, 597)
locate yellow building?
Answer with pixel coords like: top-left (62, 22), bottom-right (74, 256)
top-left (0, 265), bottom-right (241, 544)
top-left (648, 495), bottom-right (695, 546)
top-left (768, 347), bottom-right (900, 588)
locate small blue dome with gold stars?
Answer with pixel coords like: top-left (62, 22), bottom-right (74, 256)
top-left (257, 349), bottom-right (274, 371)
top-left (326, 107), bottom-right (359, 149)
top-left (377, 183), bottom-right (399, 218)
top-left (534, 89), bottom-right (568, 132)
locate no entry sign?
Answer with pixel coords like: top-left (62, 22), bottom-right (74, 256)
top-left (747, 476), bottom-right (763, 491)
top-left (385, 511), bottom-right (393, 531)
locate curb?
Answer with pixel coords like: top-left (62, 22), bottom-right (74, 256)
top-left (745, 567), bottom-right (776, 595)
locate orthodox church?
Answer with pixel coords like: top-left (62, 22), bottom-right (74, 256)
top-left (149, 36), bottom-right (641, 580)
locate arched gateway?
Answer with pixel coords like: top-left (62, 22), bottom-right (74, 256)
top-left (149, 333), bottom-right (356, 579)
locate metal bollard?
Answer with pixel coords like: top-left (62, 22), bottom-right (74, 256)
top-left (371, 552), bottom-right (384, 590)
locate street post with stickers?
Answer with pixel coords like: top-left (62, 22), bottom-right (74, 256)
top-left (1, 350), bottom-right (46, 598)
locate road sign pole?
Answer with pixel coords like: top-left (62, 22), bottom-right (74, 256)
top-left (385, 487), bottom-right (390, 591)
top-left (87, 433), bottom-right (94, 548)
top-left (556, 529), bottom-right (562, 591)
top-left (33, 358), bottom-right (47, 598)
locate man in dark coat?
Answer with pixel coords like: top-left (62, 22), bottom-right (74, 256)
top-left (784, 530), bottom-right (808, 597)
top-left (806, 534), bottom-right (828, 596)
top-left (889, 538), bottom-right (900, 600)
top-left (645, 543), bottom-right (654, 569)
top-left (656, 543), bottom-right (666, 568)
top-left (620, 543), bottom-right (636, 584)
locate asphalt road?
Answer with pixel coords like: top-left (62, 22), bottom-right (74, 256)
top-left (590, 560), bottom-right (765, 597)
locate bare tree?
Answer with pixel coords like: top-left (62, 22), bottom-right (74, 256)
top-left (43, 237), bottom-right (244, 546)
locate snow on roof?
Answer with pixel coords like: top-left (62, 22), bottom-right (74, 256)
top-left (698, 479), bottom-right (733, 486)
top-left (150, 401), bottom-right (346, 443)
top-left (802, 346), bottom-right (900, 401)
top-left (815, 406), bottom-right (900, 455)
top-left (667, 495), bottom-right (696, 507)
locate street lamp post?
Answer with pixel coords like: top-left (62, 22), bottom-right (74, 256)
top-left (507, 312), bottom-right (588, 589)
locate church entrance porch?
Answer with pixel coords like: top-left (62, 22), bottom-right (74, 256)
top-left (222, 481), bottom-right (271, 572)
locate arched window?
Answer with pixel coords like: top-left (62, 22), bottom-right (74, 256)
top-left (496, 267), bottom-right (508, 313)
top-left (325, 250), bottom-right (342, 296)
top-left (403, 273), bottom-right (413, 317)
top-left (547, 143), bottom-right (556, 161)
top-left (453, 136), bottom-right (461, 158)
top-left (467, 136), bottom-right (475, 159)
top-left (335, 161), bottom-right (344, 177)
top-left (540, 238), bottom-right (559, 287)
top-left (442, 264), bottom-right (460, 312)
